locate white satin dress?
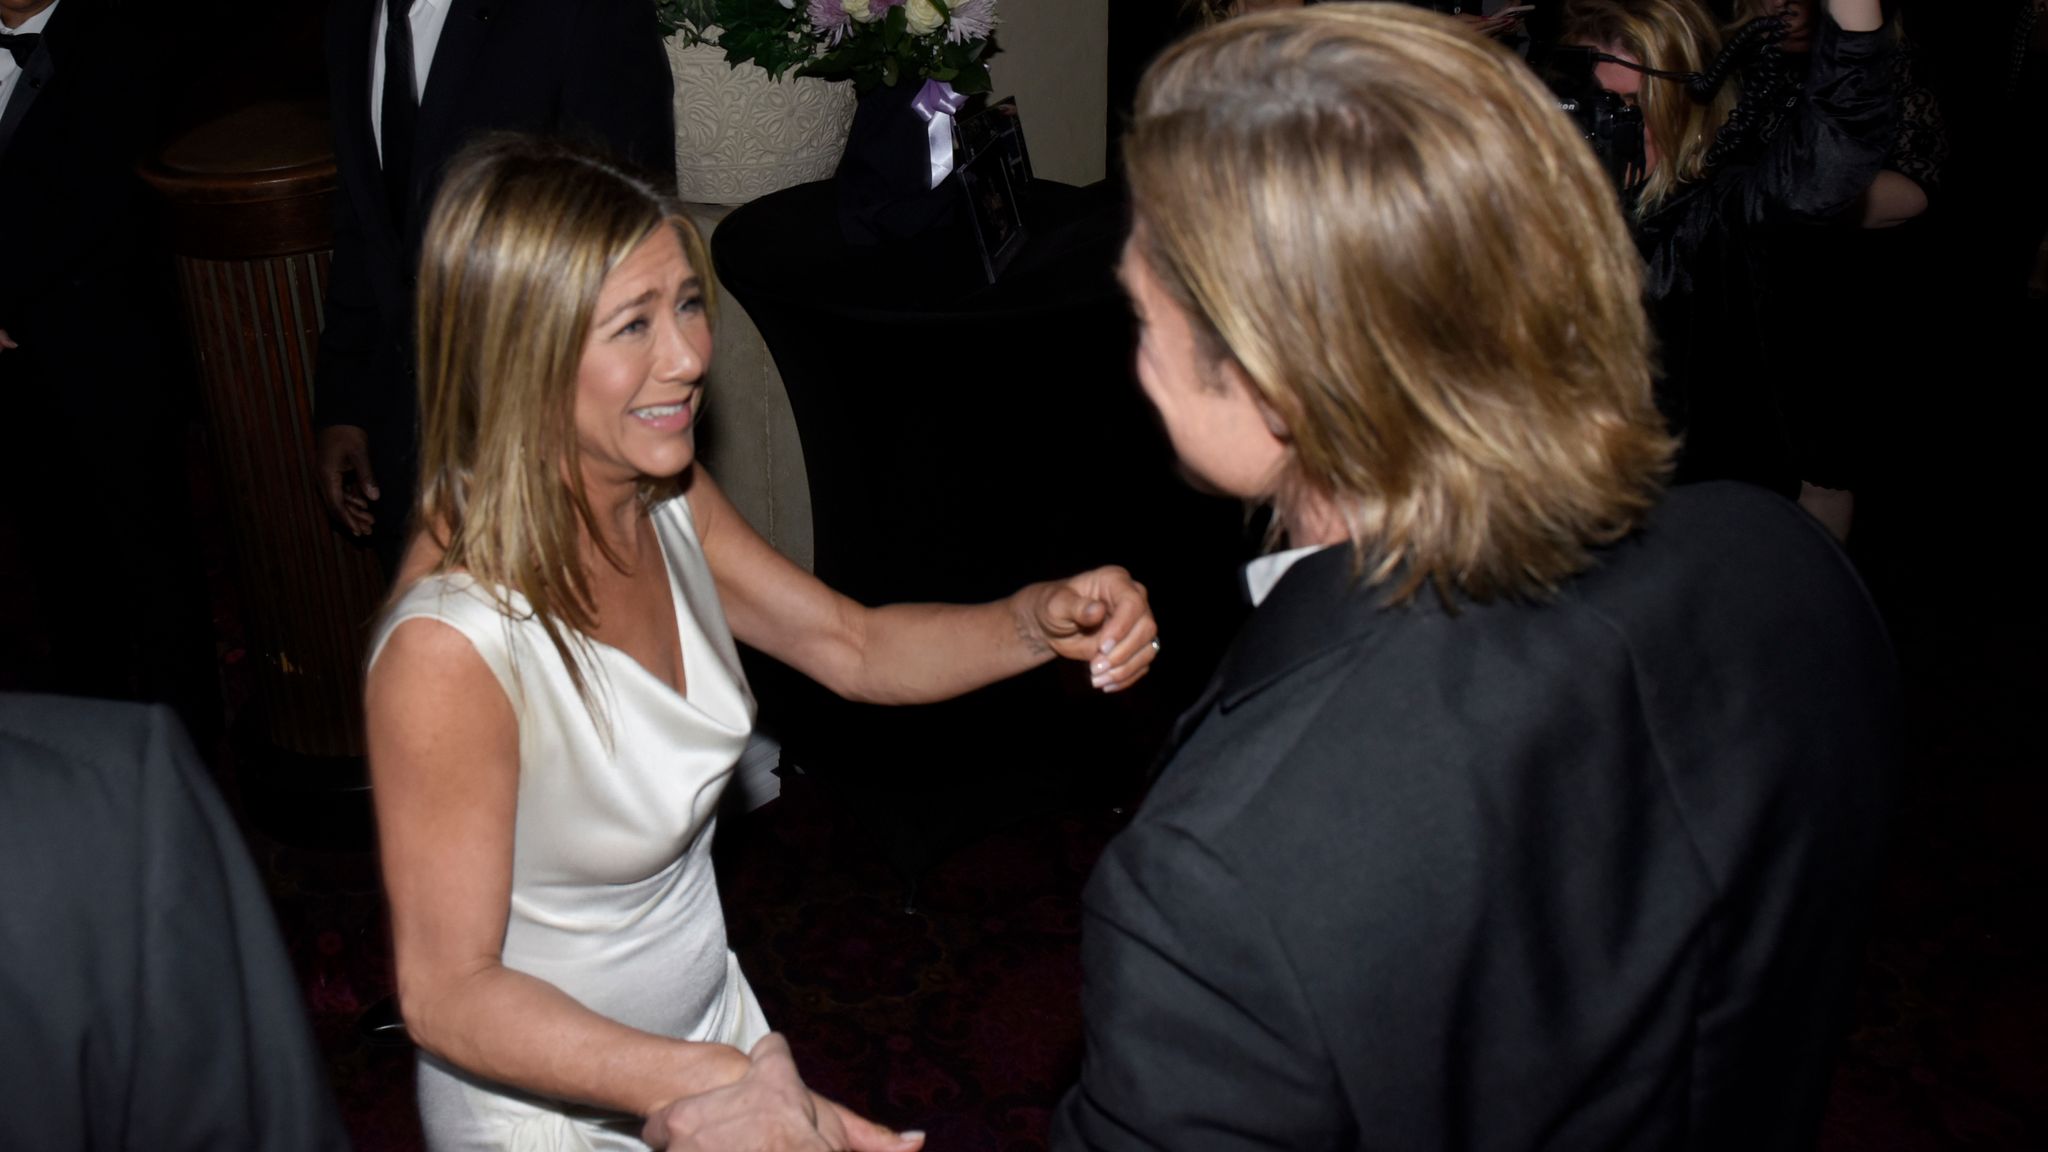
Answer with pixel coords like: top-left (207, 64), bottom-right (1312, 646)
top-left (368, 495), bottom-right (771, 1151)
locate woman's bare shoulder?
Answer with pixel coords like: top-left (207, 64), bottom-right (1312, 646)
top-left (370, 614), bottom-right (500, 694)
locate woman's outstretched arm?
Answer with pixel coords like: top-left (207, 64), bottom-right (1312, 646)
top-left (688, 468), bottom-right (1158, 705)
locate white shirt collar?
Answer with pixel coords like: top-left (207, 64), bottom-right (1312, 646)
top-left (2, 0), bottom-right (60, 38)
top-left (0, 0), bottom-right (61, 122)
top-left (1243, 544), bottom-right (1334, 607)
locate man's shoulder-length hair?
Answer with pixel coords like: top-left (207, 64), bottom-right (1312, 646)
top-left (1125, 4), bottom-right (1674, 607)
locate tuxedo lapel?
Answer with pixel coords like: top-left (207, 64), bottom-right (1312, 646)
top-left (413, 0), bottom-right (491, 183)
top-left (0, 28), bottom-right (57, 162)
top-left (1151, 547), bottom-right (1395, 776)
top-left (1214, 548), bottom-right (1393, 713)
top-left (330, 0), bottom-right (391, 246)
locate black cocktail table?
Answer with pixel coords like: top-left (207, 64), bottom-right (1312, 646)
top-left (712, 178), bottom-right (1248, 882)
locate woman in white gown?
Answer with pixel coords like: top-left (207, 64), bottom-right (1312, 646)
top-left (366, 137), bottom-right (1160, 1152)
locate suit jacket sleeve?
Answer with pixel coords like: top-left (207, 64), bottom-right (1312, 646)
top-left (0, 699), bottom-right (348, 1151)
top-left (1051, 822), bottom-right (1351, 1151)
top-left (313, 171), bottom-right (382, 432)
top-left (131, 705), bottom-right (351, 1150)
top-left (561, 0), bottom-right (678, 185)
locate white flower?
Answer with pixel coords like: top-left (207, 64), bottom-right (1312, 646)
top-left (946, 0), bottom-right (996, 42)
top-left (778, 0), bottom-right (796, 8)
top-left (841, 0), bottom-right (878, 22)
top-left (904, 0), bottom-right (945, 35)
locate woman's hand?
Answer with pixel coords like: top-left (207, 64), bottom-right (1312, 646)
top-left (642, 1034), bottom-right (924, 1152)
top-left (1017, 566), bottom-right (1159, 693)
top-left (1824, 0), bottom-right (1882, 34)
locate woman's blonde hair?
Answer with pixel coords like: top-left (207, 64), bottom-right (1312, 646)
top-left (1563, 0), bottom-right (1739, 213)
top-left (1125, 4), bottom-right (1673, 607)
top-left (412, 134), bottom-right (713, 708)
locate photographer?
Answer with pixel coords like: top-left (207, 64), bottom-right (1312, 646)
top-left (1561, 0), bottom-right (1897, 501)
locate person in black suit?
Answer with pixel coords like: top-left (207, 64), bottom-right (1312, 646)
top-left (0, 694), bottom-right (350, 1150)
top-left (1055, 6), bottom-right (1899, 1148)
top-left (314, 0), bottom-right (676, 573)
top-left (0, 0), bottom-right (214, 734)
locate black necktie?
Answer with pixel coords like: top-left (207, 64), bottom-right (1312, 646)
top-left (380, 0), bottom-right (419, 229)
top-left (2, 32), bottom-right (40, 68)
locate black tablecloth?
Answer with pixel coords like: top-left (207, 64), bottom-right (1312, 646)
top-left (712, 179), bottom-right (1249, 873)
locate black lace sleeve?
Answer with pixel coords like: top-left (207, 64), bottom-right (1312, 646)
top-left (1890, 46), bottom-right (1948, 195)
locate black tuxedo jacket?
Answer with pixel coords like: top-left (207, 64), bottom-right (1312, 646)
top-left (0, 696), bottom-right (349, 1150)
top-left (313, 0), bottom-right (676, 498)
top-left (0, 0), bottom-right (167, 365)
top-left (1053, 483), bottom-right (1900, 1150)
top-left (0, 0), bottom-right (210, 715)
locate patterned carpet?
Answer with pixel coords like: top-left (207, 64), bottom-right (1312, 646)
top-left (1812, 613), bottom-right (2048, 1149)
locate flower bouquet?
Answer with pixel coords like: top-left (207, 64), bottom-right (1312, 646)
top-left (656, 0), bottom-right (999, 95)
top-left (657, 0), bottom-right (1003, 243)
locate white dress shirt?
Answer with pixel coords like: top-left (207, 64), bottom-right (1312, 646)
top-left (0, 0), bottom-right (62, 127)
top-left (1243, 543), bottom-right (1333, 608)
top-left (370, 0), bottom-right (453, 164)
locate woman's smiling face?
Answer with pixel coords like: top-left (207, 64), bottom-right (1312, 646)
top-left (572, 225), bottom-right (713, 490)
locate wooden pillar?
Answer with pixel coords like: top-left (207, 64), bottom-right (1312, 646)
top-left (141, 101), bottom-right (386, 769)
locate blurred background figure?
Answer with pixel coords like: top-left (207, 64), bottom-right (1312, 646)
top-left (0, 694), bottom-right (349, 1151)
top-left (1726, 0), bottom-right (1946, 543)
top-left (312, 0), bottom-right (677, 576)
top-left (0, 0), bottom-right (215, 738)
top-left (1559, 0), bottom-right (1900, 513)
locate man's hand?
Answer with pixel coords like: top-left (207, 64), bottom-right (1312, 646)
top-left (0, 328), bottom-right (17, 352)
top-left (317, 424), bottom-right (379, 536)
top-left (641, 1033), bottom-right (924, 1152)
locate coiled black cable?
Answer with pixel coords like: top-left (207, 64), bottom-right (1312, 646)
top-left (1689, 14), bottom-right (1790, 101)
top-left (1698, 16), bottom-right (1793, 168)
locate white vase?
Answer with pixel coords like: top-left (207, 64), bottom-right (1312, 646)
top-left (666, 38), bottom-right (857, 206)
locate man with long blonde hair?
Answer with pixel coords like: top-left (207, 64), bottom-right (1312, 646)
top-left (1054, 7), bottom-right (1897, 1148)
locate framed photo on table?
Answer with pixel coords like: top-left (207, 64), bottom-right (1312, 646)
top-left (952, 97), bottom-right (1033, 283)
top-left (957, 96), bottom-right (1034, 190)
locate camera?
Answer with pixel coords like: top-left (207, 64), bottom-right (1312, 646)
top-left (1530, 44), bottom-right (1648, 199)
